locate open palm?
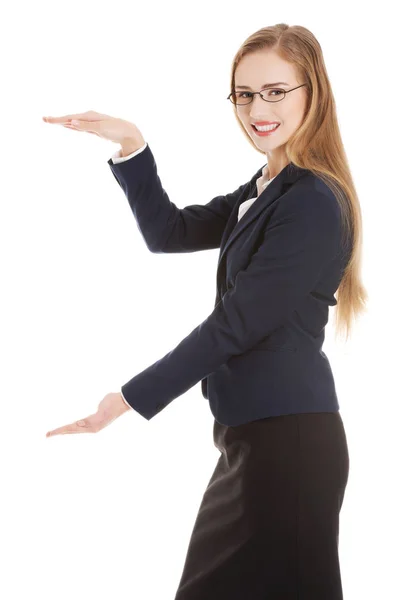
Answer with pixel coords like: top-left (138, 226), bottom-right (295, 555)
top-left (46, 392), bottom-right (131, 437)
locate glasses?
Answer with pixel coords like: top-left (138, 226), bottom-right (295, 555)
top-left (227, 83), bottom-right (308, 105)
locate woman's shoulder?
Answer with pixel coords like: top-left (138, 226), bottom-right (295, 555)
top-left (280, 171), bottom-right (341, 225)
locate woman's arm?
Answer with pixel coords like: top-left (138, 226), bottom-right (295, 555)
top-left (108, 143), bottom-right (263, 253)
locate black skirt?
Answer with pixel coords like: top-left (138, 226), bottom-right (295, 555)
top-left (173, 412), bottom-right (349, 600)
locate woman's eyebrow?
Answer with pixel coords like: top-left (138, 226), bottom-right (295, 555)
top-left (235, 82), bottom-right (290, 89)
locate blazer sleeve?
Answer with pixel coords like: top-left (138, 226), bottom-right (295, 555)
top-left (107, 143), bottom-right (263, 253)
top-left (120, 186), bottom-right (342, 420)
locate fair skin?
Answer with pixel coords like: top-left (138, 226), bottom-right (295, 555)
top-left (234, 49), bottom-right (308, 180)
top-left (43, 111), bottom-right (146, 437)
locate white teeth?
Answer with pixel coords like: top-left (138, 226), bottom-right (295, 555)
top-left (254, 123), bottom-right (279, 132)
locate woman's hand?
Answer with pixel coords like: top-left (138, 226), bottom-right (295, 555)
top-left (42, 110), bottom-right (145, 147)
top-left (43, 109), bottom-right (142, 438)
top-left (45, 392), bottom-right (131, 437)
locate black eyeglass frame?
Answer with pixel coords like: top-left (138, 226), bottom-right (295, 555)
top-left (227, 83), bottom-right (308, 105)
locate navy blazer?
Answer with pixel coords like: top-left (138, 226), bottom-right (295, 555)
top-left (108, 144), bottom-right (351, 426)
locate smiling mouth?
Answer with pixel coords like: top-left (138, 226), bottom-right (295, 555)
top-left (251, 123), bottom-right (281, 132)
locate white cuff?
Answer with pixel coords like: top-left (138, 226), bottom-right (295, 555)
top-left (120, 389), bottom-right (132, 409)
top-left (111, 142), bottom-right (148, 164)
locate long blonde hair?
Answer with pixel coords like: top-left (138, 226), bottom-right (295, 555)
top-left (230, 24), bottom-right (368, 342)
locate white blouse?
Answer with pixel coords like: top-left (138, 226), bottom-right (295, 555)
top-left (237, 165), bottom-right (276, 222)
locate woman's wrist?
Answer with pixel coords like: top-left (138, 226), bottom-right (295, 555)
top-left (120, 128), bottom-right (146, 157)
top-left (120, 141), bottom-right (142, 156)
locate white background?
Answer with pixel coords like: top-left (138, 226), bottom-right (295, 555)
top-left (1, 1), bottom-right (398, 598)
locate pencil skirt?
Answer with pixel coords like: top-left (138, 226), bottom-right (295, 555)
top-left (173, 411), bottom-right (349, 600)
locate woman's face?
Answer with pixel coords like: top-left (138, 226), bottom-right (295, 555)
top-left (234, 50), bottom-right (308, 158)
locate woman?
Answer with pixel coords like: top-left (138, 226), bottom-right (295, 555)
top-left (44, 23), bottom-right (367, 600)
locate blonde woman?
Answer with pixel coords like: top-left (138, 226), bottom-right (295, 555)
top-left (45, 23), bottom-right (367, 600)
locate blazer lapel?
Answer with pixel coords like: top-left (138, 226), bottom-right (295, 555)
top-left (216, 162), bottom-right (309, 283)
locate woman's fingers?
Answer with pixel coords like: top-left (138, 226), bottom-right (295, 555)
top-left (43, 113), bottom-right (107, 137)
top-left (45, 419), bottom-right (91, 436)
top-left (43, 114), bottom-right (87, 124)
top-left (43, 110), bottom-right (142, 145)
top-left (45, 393), bottom-right (129, 438)
top-left (62, 123), bottom-right (99, 136)
top-left (43, 110), bottom-right (108, 124)
top-left (46, 411), bottom-right (106, 437)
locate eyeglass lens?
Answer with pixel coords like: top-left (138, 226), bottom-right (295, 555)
top-left (231, 88), bottom-right (285, 104)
